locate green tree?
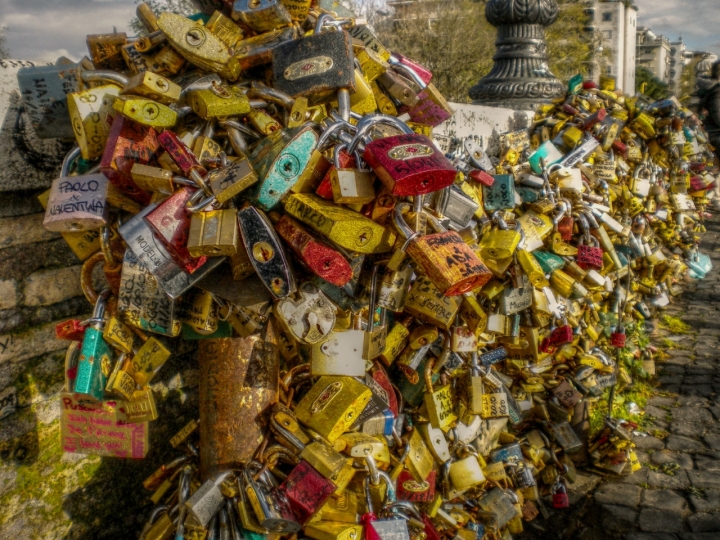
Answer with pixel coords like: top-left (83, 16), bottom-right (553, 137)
top-left (635, 66), bottom-right (669, 100)
top-left (546, 0), bottom-right (595, 82)
top-left (366, 0), bottom-right (496, 103)
top-left (129, 0), bottom-right (195, 34)
top-left (679, 57), bottom-right (700, 103)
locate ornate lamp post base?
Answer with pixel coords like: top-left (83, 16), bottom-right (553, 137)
top-left (469, 0), bottom-right (566, 110)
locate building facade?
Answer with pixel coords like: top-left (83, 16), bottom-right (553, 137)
top-left (636, 27), bottom-right (671, 83)
top-left (585, 0), bottom-right (637, 95)
top-left (667, 38), bottom-right (693, 95)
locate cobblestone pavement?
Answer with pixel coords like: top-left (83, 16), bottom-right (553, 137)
top-left (519, 214), bottom-right (720, 540)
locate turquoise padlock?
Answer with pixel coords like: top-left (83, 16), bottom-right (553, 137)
top-left (249, 125), bottom-right (318, 211)
top-left (74, 290), bottom-right (114, 401)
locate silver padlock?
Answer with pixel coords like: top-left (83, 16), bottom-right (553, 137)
top-left (43, 147), bottom-right (109, 232)
top-left (275, 282), bottom-right (336, 345)
top-left (185, 471), bottom-right (233, 527)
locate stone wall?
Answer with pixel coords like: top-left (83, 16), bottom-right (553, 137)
top-left (0, 61), bottom-right (199, 540)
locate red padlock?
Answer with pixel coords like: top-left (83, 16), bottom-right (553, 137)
top-left (548, 319), bottom-right (574, 347)
top-left (396, 469), bottom-right (436, 502)
top-left (315, 148), bottom-right (355, 200)
top-left (145, 187), bottom-right (207, 273)
top-left (56, 319), bottom-right (86, 341)
top-left (364, 132), bottom-right (456, 196)
top-left (275, 460), bottom-right (336, 524)
top-left (576, 236), bottom-right (604, 270)
top-left (273, 214), bottom-right (353, 287)
top-left (100, 115), bottom-right (158, 204)
top-left (610, 325), bottom-right (626, 348)
top-left (469, 169), bottom-right (495, 187)
top-left (552, 481), bottom-right (569, 509)
top-left (557, 215), bottom-right (574, 242)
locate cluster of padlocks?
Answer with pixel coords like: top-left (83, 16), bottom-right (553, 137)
top-left (16, 0), bottom-right (717, 538)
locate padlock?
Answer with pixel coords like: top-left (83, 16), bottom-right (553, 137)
top-left (68, 83), bottom-right (121, 160)
top-left (422, 358), bottom-right (457, 432)
top-left (284, 193), bottom-right (396, 254)
top-left (17, 62), bottom-right (81, 139)
top-left (330, 144), bottom-right (376, 205)
top-left (157, 13), bottom-right (240, 80)
top-left (43, 167), bottom-right (109, 232)
top-left (393, 204), bottom-right (491, 296)
top-left (294, 376), bottom-right (372, 442)
top-left (74, 290), bottom-right (114, 401)
top-left (363, 129), bottom-right (456, 196)
top-left (448, 447), bottom-right (486, 493)
top-left (248, 125), bottom-right (319, 211)
top-left (276, 282), bottom-right (336, 346)
top-left (478, 213), bottom-right (522, 261)
top-left (276, 459), bottom-right (336, 524)
top-left (244, 465), bottom-right (302, 534)
top-left (576, 234), bottom-right (603, 270)
top-left (238, 205), bottom-right (295, 299)
top-left (145, 187), bottom-right (207, 273)
top-left (272, 18), bottom-right (355, 105)
top-left (188, 208), bottom-right (240, 257)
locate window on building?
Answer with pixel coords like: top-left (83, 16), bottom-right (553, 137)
top-left (602, 12), bottom-right (612, 21)
top-left (607, 66), bottom-right (613, 74)
top-left (602, 30), bottom-right (613, 39)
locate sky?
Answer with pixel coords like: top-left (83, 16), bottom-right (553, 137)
top-left (0, 0), bottom-right (718, 62)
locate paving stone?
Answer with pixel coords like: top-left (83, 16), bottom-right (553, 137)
top-left (649, 397), bottom-right (679, 407)
top-left (594, 483), bottom-right (642, 507)
top-left (635, 435), bottom-right (667, 450)
top-left (677, 396), bottom-right (711, 408)
top-left (640, 489), bottom-right (688, 513)
top-left (671, 421), bottom-right (707, 438)
top-left (647, 469), bottom-right (690, 490)
top-left (694, 455), bottom-right (720, 470)
top-left (665, 356), bottom-right (694, 366)
top-left (680, 534), bottom-right (720, 540)
top-left (627, 534), bottom-right (679, 540)
top-left (638, 508), bottom-right (685, 533)
top-left (686, 366), bottom-right (717, 375)
top-left (671, 408), bottom-right (712, 425)
top-left (622, 467), bottom-right (650, 485)
top-left (688, 513), bottom-right (720, 532)
top-left (703, 434), bottom-right (720, 451)
top-left (680, 385), bottom-right (714, 397)
top-left (689, 490), bottom-right (720, 513)
top-left (666, 435), bottom-right (706, 453)
top-left (688, 470), bottom-right (720, 488)
top-left (686, 375), bottom-right (716, 385)
top-left (646, 405), bottom-right (672, 419)
top-left (650, 451), bottom-right (694, 470)
top-left (598, 504), bottom-right (638, 533)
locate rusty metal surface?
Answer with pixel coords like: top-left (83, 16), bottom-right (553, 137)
top-left (198, 320), bottom-right (279, 479)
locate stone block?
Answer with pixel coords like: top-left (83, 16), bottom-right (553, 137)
top-left (0, 213), bottom-right (57, 249)
top-left (594, 483), bottom-right (642, 507)
top-left (22, 265), bottom-right (83, 307)
top-left (638, 508), bottom-right (684, 533)
top-left (0, 280), bottom-right (18, 310)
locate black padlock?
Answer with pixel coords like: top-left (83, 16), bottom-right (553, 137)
top-left (271, 16), bottom-right (355, 105)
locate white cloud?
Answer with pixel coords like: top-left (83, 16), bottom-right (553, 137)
top-left (634, 0), bottom-right (720, 56)
top-left (0, 0), bottom-right (136, 61)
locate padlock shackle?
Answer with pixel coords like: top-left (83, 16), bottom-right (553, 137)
top-left (424, 357), bottom-right (435, 393)
top-left (61, 146), bottom-right (82, 177)
top-left (392, 203), bottom-right (420, 248)
top-left (81, 69), bottom-right (129, 87)
top-left (347, 114), bottom-right (413, 155)
top-left (248, 81), bottom-right (294, 110)
top-left (387, 57), bottom-right (428, 91)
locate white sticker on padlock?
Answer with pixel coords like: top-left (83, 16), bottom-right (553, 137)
top-left (451, 326), bottom-right (478, 352)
